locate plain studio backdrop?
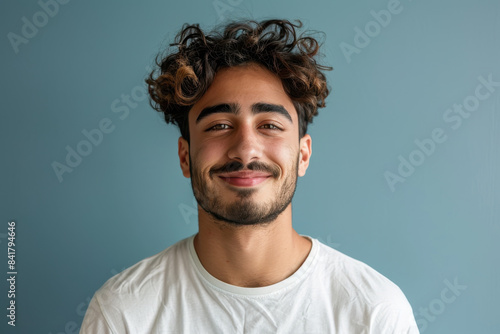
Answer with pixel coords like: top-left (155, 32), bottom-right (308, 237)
top-left (1, 0), bottom-right (499, 333)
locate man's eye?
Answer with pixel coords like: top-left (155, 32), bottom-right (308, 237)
top-left (206, 124), bottom-right (231, 131)
top-left (260, 124), bottom-right (281, 130)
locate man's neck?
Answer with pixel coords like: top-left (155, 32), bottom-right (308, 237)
top-left (193, 205), bottom-right (312, 287)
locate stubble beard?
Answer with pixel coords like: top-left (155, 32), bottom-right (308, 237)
top-left (189, 154), bottom-right (299, 227)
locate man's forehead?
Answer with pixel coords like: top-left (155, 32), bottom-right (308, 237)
top-left (189, 64), bottom-right (297, 121)
top-left (203, 64), bottom-right (287, 96)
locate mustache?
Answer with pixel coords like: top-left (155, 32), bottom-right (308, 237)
top-left (209, 161), bottom-right (280, 178)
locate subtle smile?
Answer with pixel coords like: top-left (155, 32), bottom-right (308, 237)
top-left (217, 171), bottom-right (272, 187)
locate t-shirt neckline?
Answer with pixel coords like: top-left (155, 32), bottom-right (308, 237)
top-left (187, 234), bottom-right (319, 297)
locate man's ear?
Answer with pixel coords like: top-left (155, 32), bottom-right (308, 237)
top-left (178, 136), bottom-right (190, 178)
top-left (298, 134), bottom-right (312, 177)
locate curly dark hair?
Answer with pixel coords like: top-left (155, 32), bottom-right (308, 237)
top-left (146, 19), bottom-right (332, 142)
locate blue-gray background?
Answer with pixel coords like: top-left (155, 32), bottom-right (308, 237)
top-left (1, 0), bottom-right (498, 333)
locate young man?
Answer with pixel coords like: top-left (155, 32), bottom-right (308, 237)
top-left (80, 19), bottom-right (419, 333)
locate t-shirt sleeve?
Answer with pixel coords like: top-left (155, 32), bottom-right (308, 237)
top-left (79, 293), bottom-right (115, 334)
top-left (370, 298), bottom-right (420, 334)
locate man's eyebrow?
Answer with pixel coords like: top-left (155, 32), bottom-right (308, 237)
top-left (195, 102), bottom-right (293, 124)
top-left (252, 103), bottom-right (293, 123)
top-left (196, 103), bottom-right (239, 123)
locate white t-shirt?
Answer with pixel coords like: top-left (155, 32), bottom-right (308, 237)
top-left (80, 235), bottom-right (419, 333)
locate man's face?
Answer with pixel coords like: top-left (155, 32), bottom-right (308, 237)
top-left (178, 63), bottom-right (312, 226)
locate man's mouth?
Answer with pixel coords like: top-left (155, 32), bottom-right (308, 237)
top-left (217, 171), bottom-right (272, 187)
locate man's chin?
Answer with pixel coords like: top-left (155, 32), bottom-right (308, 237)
top-left (202, 199), bottom-right (288, 227)
top-left (206, 211), bottom-right (275, 227)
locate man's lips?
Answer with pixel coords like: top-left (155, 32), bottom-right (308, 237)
top-left (217, 171), bottom-right (272, 187)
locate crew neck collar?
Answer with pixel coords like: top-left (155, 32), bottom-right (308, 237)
top-left (187, 234), bottom-right (319, 297)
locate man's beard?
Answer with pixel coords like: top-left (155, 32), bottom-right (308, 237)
top-left (189, 155), bottom-right (299, 226)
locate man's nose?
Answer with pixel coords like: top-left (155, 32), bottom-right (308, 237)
top-left (226, 124), bottom-right (263, 165)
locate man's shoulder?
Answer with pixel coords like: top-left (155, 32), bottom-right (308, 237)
top-left (81, 236), bottom-right (196, 333)
top-left (312, 238), bottom-right (410, 306)
top-left (96, 235), bottom-right (193, 297)
top-left (312, 239), bottom-right (417, 331)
